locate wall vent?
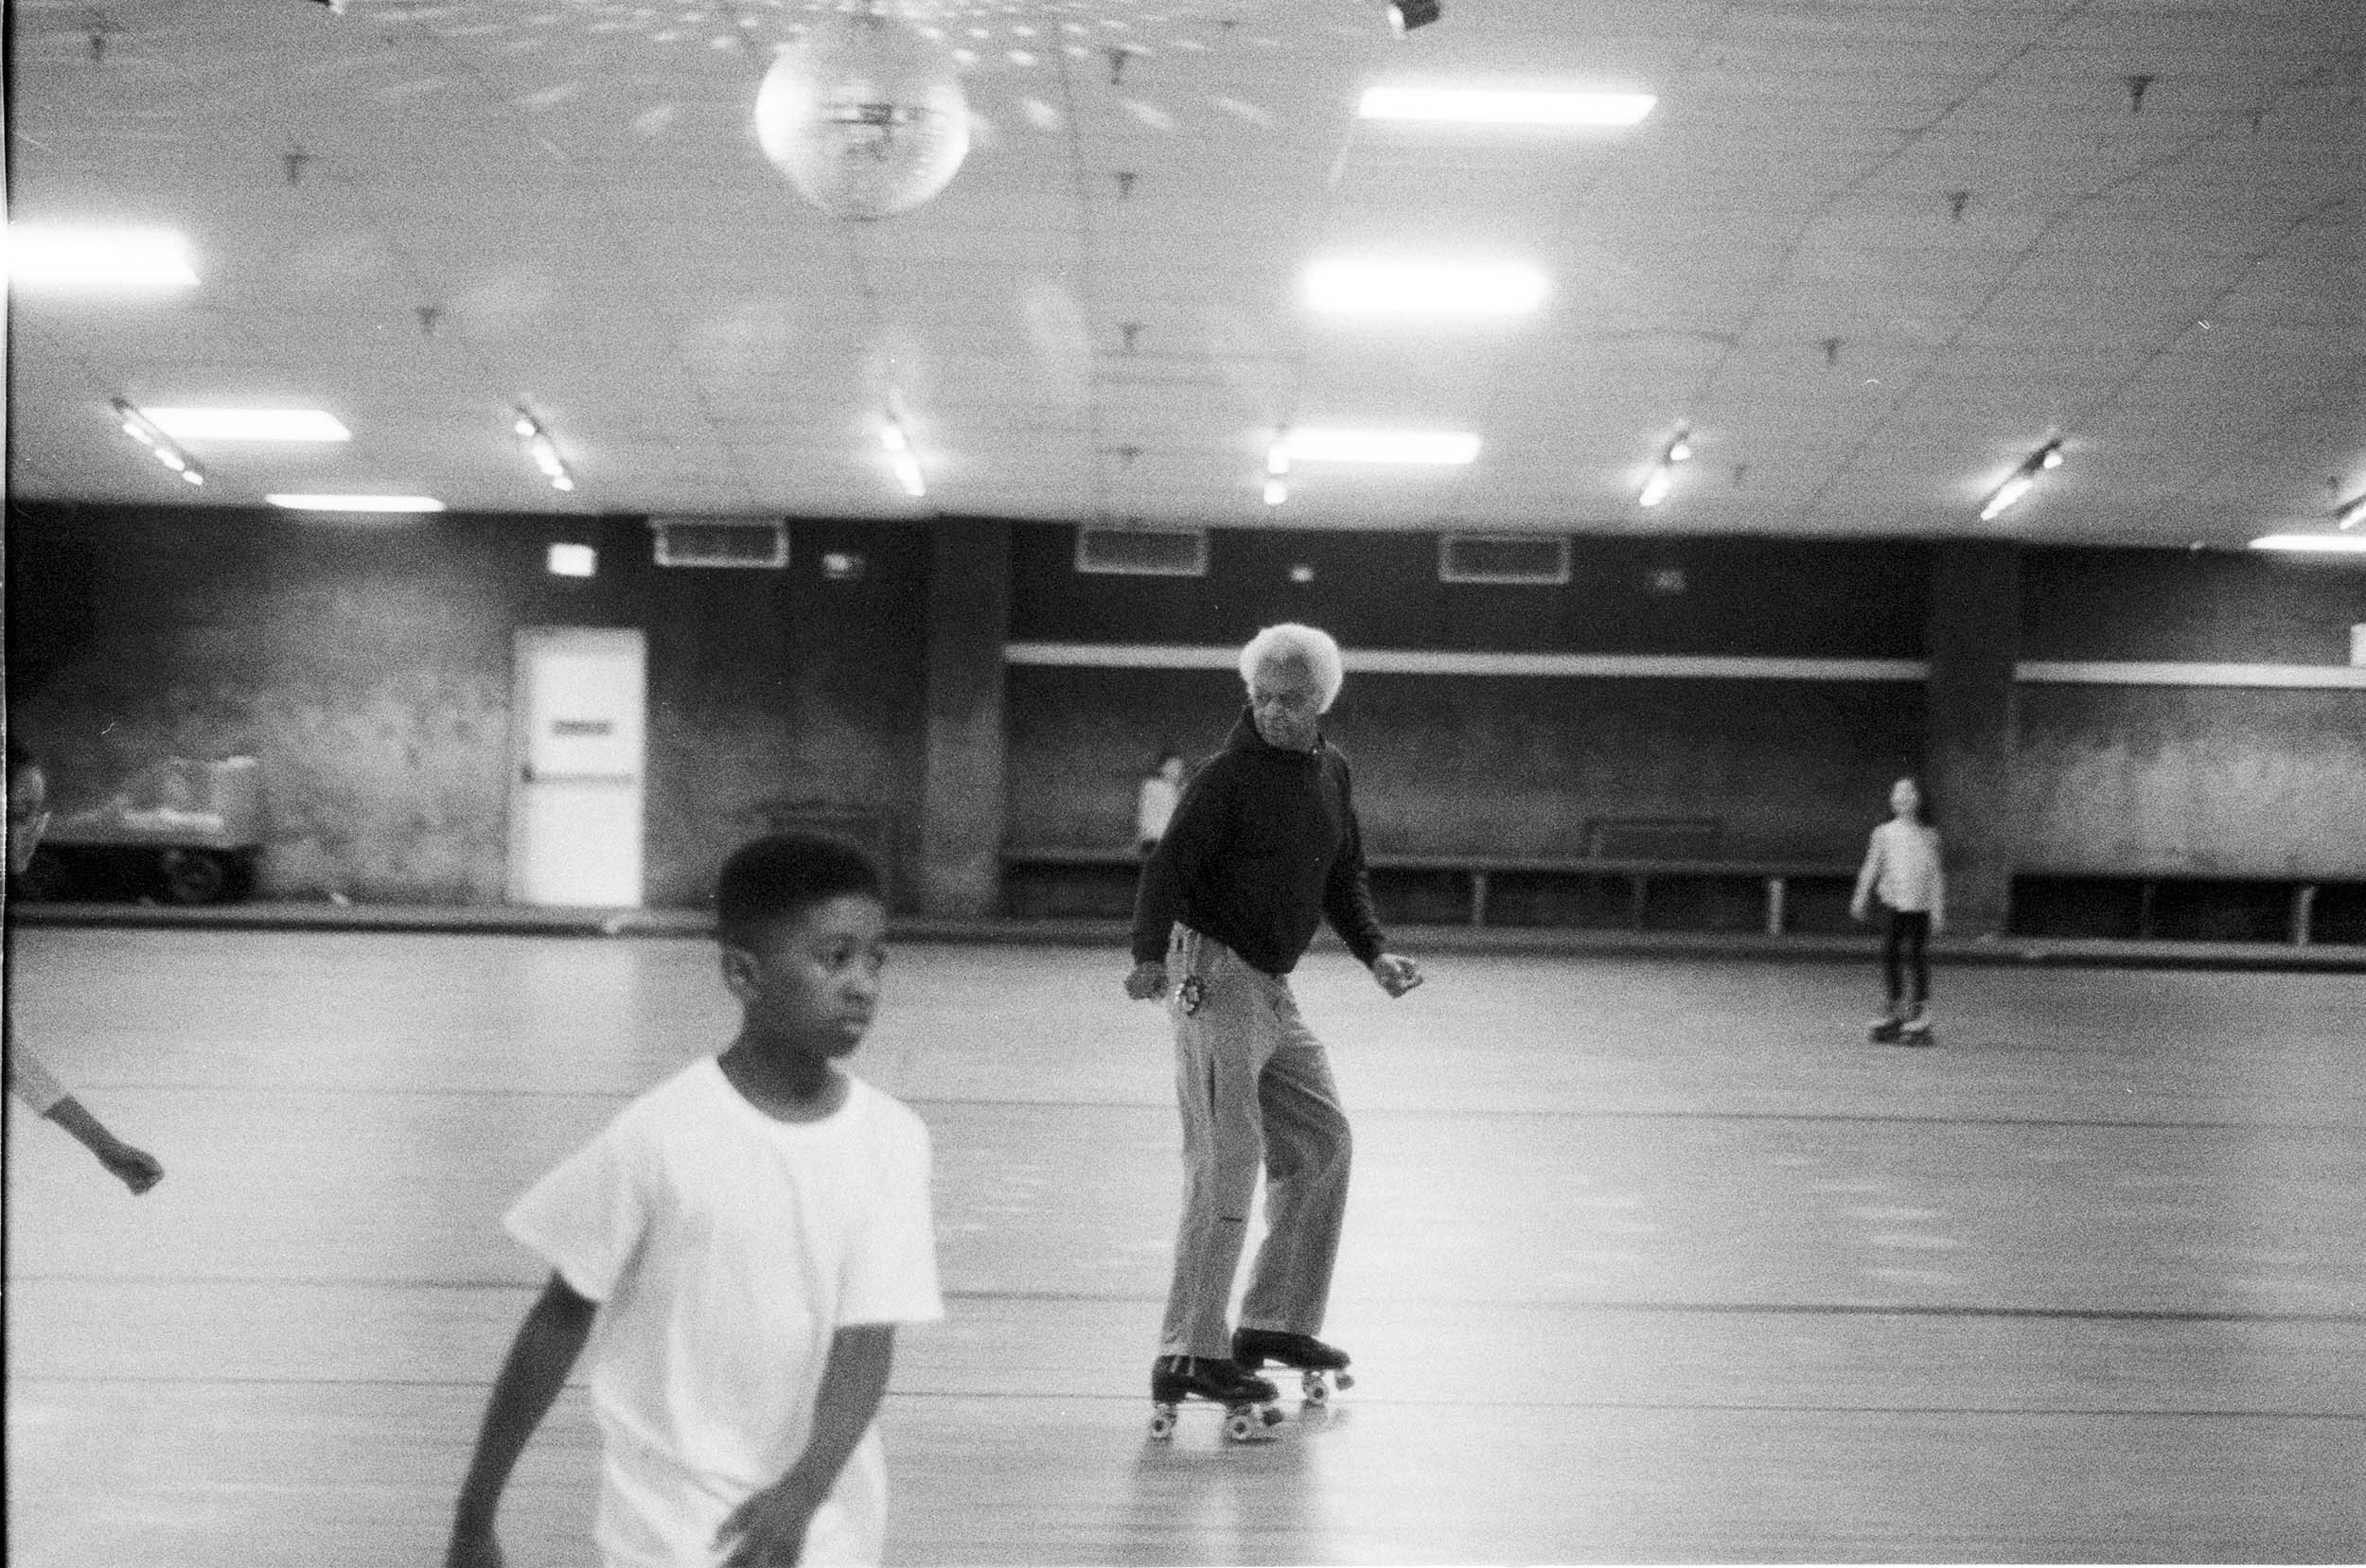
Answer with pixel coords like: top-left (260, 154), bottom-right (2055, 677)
top-left (1439, 532), bottom-right (1571, 585)
top-left (1075, 524), bottom-right (1209, 577)
top-left (648, 517), bottom-right (788, 570)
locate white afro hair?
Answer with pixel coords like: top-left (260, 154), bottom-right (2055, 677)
top-left (1238, 623), bottom-right (1346, 713)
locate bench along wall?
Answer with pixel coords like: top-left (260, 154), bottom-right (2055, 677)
top-left (5, 503), bottom-right (930, 907)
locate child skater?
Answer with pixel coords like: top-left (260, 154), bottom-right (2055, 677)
top-left (7, 736), bottom-right (166, 1193)
top-left (446, 835), bottom-right (943, 1568)
top-left (1850, 776), bottom-right (1945, 1044)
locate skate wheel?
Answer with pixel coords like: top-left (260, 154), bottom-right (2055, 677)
top-left (1259, 1402), bottom-right (1284, 1426)
top-left (1224, 1409), bottom-right (1256, 1442)
top-left (1148, 1406), bottom-right (1177, 1441)
top-left (1301, 1372), bottom-right (1329, 1405)
top-left (1334, 1370), bottom-right (1355, 1392)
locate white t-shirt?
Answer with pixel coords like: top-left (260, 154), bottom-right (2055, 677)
top-left (1865, 819), bottom-right (1944, 913)
top-left (506, 1060), bottom-right (944, 1568)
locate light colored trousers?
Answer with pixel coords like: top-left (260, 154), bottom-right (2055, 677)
top-left (1159, 926), bottom-right (1352, 1360)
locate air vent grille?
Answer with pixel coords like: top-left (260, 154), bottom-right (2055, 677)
top-left (1439, 532), bottom-right (1571, 585)
top-left (648, 517), bottom-right (788, 570)
top-left (1075, 525), bottom-right (1209, 577)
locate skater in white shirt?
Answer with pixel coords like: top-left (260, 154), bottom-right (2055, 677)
top-left (1849, 777), bottom-right (1946, 1045)
top-left (448, 835), bottom-right (943, 1568)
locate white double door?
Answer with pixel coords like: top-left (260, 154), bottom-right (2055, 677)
top-left (507, 627), bottom-right (645, 907)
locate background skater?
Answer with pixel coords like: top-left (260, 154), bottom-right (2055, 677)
top-left (1124, 623), bottom-right (1422, 1435)
top-left (1850, 775), bottom-right (1946, 1044)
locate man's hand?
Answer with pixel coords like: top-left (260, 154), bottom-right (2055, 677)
top-left (1124, 960), bottom-right (1170, 1001)
top-left (444, 1524), bottom-right (503, 1568)
top-left (715, 1478), bottom-right (822, 1568)
top-left (1848, 897), bottom-right (1870, 924)
top-left (1369, 953), bottom-right (1422, 998)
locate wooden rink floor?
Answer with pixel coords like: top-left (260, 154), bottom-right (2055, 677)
top-left (6, 927), bottom-right (2364, 1565)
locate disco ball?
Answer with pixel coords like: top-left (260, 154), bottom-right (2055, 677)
top-left (754, 10), bottom-right (971, 221)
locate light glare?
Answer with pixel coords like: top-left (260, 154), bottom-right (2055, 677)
top-left (1638, 467), bottom-right (1673, 507)
top-left (1358, 88), bottom-right (1656, 126)
top-left (141, 407), bottom-right (351, 442)
top-left (1980, 473), bottom-right (2035, 520)
top-left (2249, 534), bottom-right (2366, 554)
top-left (266, 494), bottom-right (446, 513)
top-left (1306, 259), bottom-right (1548, 316)
top-left (9, 225), bottom-right (200, 291)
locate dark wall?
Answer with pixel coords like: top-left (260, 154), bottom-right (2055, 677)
top-left (1005, 527), bottom-right (1929, 861)
top-left (2016, 550), bottom-right (2366, 876)
top-left (5, 504), bottom-right (930, 907)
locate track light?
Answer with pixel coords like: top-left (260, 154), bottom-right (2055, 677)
top-left (1980, 438), bottom-right (2064, 521)
top-left (2336, 492), bottom-right (2364, 531)
top-left (880, 416), bottom-right (926, 498)
top-left (1636, 429), bottom-right (1692, 508)
top-left (1386, 1), bottom-right (1442, 33)
top-left (112, 398), bottom-right (206, 486)
top-left (513, 410), bottom-right (576, 492)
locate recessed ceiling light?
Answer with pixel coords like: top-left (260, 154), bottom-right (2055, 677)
top-left (141, 407), bottom-right (352, 442)
top-left (266, 494), bottom-right (445, 513)
top-left (1306, 259), bottom-right (1548, 316)
top-left (1286, 428), bottom-right (1481, 465)
top-left (9, 224), bottom-right (200, 291)
top-left (1357, 87), bottom-right (1656, 126)
top-left (2248, 534), bottom-right (2366, 554)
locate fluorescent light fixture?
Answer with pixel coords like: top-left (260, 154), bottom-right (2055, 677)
top-left (2249, 534), bottom-right (2366, 554)
top-left (547, 542), bottom-right (598, 578)
top-left (139, 406), bottom-right (351, 442)
top-left (1636, 428), bottom-right (1693, 507)
top-left (111, 398), bottom-right (207, 485)
top-left (1979, 438), bottom-right (2064, 521)
top-left (266, 494), bottom-right (446, 512)
top-left (513, 409), bottom-right (576, 493)
top-left (1285, 428), bottom-right (1481, 465)
top-left (9, 225), bottom-right (199, 291)
top-left (1264, 479), bottom-right (1289, 506)
top-left (1306, 259), bottom-right (1548, 316)
top-left (2336, 493), bottom-right (2364, 530)
top-left (1358, 87), bottom-right (1656, 126)
top-left (892, 451), bottom-right (927, 499)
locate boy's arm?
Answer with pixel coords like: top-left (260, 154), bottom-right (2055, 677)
top-left (714, 1323), bottom-right (897, 1568)
top-left (448, 1273), bottom-right (598, 1566)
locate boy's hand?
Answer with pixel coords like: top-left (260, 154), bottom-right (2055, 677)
top-left (99, 1141), bottom-right (165, 1194)
top-left (1123, 960), bottom-right (1169, 1001)
top-left (1370, 953), bottom-right (1423, 998)
top-left (715, 1480), bottom-right (821, 1567)
top-left (444, 1524), bottom-right (503, 1568)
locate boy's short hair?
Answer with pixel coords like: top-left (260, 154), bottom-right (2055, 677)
top-left (715, 834), bottom-right (884, 950)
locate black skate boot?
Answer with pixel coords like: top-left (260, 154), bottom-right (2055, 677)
top-left (1232, 1327), bottom-right (1357, 1405)
top-left (1147, 1356), bottom-right (1281, 1442)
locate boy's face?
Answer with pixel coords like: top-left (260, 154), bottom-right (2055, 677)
top-left (723, 891), bottom-right (889, 1058)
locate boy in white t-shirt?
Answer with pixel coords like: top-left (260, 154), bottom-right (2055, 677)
top-left (447, 835), bottom-right (944, 1568)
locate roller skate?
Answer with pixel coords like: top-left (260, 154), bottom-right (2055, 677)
top-left (1897, 1007), bottom-right (1934, 1046)
top-left (1147, 1355), bottom-right (1282, 1443)
top-left (1867, 1008), bottom-right (1906, 1044)
top-left (1231, 1327), bottom-right (1356, 1408)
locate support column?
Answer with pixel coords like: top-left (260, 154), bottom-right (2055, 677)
top-left (914, 520), bottom-right (1012, 917)
top-left (1923, 541), bottom-right (2021, 938)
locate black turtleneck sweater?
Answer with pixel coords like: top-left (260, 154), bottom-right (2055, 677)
top-left (1129, 710), bottom-right (1387, 977)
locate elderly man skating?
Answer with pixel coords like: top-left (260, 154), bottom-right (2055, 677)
top-left (1125, 623), bottom-right (1421, 1433)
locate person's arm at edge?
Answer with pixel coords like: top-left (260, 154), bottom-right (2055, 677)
top-left (1929, 828), bottom-right (1947, 934)
top-left (1322, 763), bottom-right (1419, 995)
top-left (447, 1272), bottom-right (598, 1565)
top-left (1849, 827), bottom-right (1884, 921)
top-left (713, 1323), bottom-right (898, 1565)
top-left (8, 1047), bottom-right (163, 1192)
